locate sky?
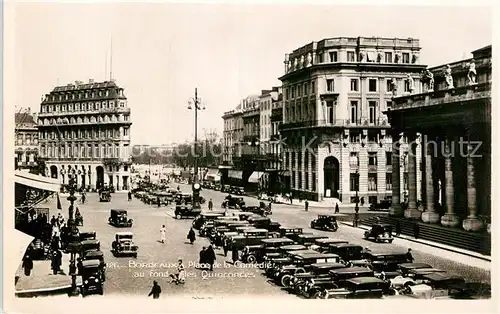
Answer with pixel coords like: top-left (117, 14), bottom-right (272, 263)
top-left (12, 2), bottom-right (492, 145)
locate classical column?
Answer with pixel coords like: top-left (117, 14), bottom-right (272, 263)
top-left (421, 135), bottom-right (440, 223)
top-left (462, 140), bottom-right (483, 231)
top-left (404, 132), bottom-right (422, 219)
top-left (441, 137), bottom-right (459, 227)
top-left (116, 175), bottom-right (121, 191)
top-left (390, 130), bottom-right (403, 216)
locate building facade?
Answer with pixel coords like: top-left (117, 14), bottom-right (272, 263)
top-left (37, 79), bottom-right (132, 191)
top-left (15, 111), bottom-right (39, 171)
top-left (388, 45), bottom-right (491, 232)
top-left (279, 37), bottom-right (426, 202)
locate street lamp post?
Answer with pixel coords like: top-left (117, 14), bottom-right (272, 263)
top-left (66, 170), bottom-right (81, 296)
top-left (188, 88), bottom-right (205, 209)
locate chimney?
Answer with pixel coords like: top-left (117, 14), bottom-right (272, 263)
top-left (89, 79), bottom-right (95, 83)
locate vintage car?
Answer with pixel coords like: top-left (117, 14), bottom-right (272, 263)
top-left (247, 216), bottom-right (272, 229)
top-left (230, 186), bottom-right (245, 195)
top-left (323, 277), bottom-right (391, 299)
top-left (327, 244), bottom-right (368, 267)
top-left (79, 231), bottom-right (97, 241)
top-left (242, 202), bottom-right (272, 216)
top-left (287, 262), bottom-right (346, 296)
top-left (312, 238), bottom-right (349, 252)
top-left (396, 273), bottom-right (466, 299)
top-left (108, 209), bottom-right (133, 227)
top-left (274, 252), bottom-right (341, 286)
top-left (99, 190), bottom-right (111, 202)
top-left (111, 232), bottom-right (138, 257)
top-left (241, 238), bottom-right (294, 263)
top-left (397, 263), bottom-right (433, 276)
top-left (364, 250), bottom-right (410, 273)
top-left (328, 267), bottom-right (375, 289)
top-left (153, 191), bottom-right (171, 206)
top-left (80, 260), bottom-right (104, 296)
top-left (80, 239), bottom-right (101, 256)
top-left (369, 200), bottom-right (392, 211)
top-left (231, 211), bottom-right (253, 221)
top-left (199, 221), bottom-right (217, 237)
top-left (310, 214), bottom-right (341, 232)
top-left (278, 227), bottom-right (304, 242)
top-left (295, 234), bottom-right (329, 247)
top-left (363, 223), bottom-right (394, 243)
top-left (82, 250), bottom-right (106, 281)
top-left (390, 268), bottom-right (447, 291)
top-left (221, 196), bottom-right (245, 209)
top-left (230, 229), bottom-right (270, 250)
top-left (192, 212), bottom-right (224, 230)
top-left (226, 221), bottom-right (251, 231)
top-left (174, 204), bottom-right (202, 219)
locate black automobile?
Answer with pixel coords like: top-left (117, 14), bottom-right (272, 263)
top-left (175, 204), bottom-right (202, 219)
top-left (108, 209), bottom-right (133, 227)
top-left (230, 186), bottom-right (245, 195)
top-left (99, 189), bottom-right (111, 202)
top-left (242, 202), bottom-right (272, 216)
top-left (80, 239), bottom-right (100, 256)
top-left (310, 214), bottom-right (340, 231)
top-left (327, 244), bottom-right (369, 267)
top-left (79, 231), bottom-right (97, 241)
top-left (82, 250), bottom-right (106, 281)
top-left (80, 260), bottom-right (104, 296)
top-left (369, 200), bottom-right (392, 211)
top-left (363, 223), bottom-right (394, 243)
top-left (278, 227), bottom-right (304, 242)
top-left (192, 212), bottom-right (224, 230)
top-left (221, 196), bottom-right (245, 209)
top-left (312, 238), bottom-right (349, 253)
top-left (363, 250), bottom-right (409, 273)
top-left (242, 238), bottom-right (294, 263)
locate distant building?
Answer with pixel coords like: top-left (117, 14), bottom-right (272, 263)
top-left (389, 45), bottom-right (491, 233)
top-left (15, 110), bottom-right (39, 171)
top-left (279, 36), bottom-right (426, 202)
top-left (37, 79), bottom-right (132, 191)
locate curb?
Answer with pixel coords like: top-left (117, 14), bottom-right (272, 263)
top-left (340, 222), bottom-right (492, 263)
top-left (15, 284), bottom-right (73, 297)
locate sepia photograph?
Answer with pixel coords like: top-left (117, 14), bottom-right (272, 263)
top-left (3, 0), bottom-right (496, 312)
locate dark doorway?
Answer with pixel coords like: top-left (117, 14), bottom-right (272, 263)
top-left (324, 156), bottom-right (340, 198)
top-left (96, 166), bottom-right (104, 190)
top-left (50, 165), bottom-right (58, 179)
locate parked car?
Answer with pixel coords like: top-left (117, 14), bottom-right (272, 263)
top-left (221, 196), bottom-right (245, 209)
top-left (310, 214), bottom-right (340, 231)
top-left (79, 231), bottom-right (97, 241)
top-left (192, 212), bottom-right (224, 230)
top-left (80, 260), bottom-right (104, 296)
top-left (174, 204), bottom-right (202, 219)
top-left (99, 190), bottom-right (111, 202)
top-left (111, 232), bottom-right (138, 257)
top-left (108, 209), bottom-right (133, 227)
top-left (369, 200), bottom-right (392, 211)
top-left (363, 223), bottom-right (394, 243)
top-left (295, 234), bottom-right (329, 247)
top-left (80, 239), bottom-right (100, 256)
top-left (311, 238), bottom-right (349, 252)
top-left (323, 277), bottom-right (391, 299)
top-left (363, 249), bottom-right (410, 273)
top-left (327, 244), bottom-right (368, 267)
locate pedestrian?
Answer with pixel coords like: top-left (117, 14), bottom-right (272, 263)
top-left (22, 254), bottom-right (33, 276)
top-left (304, 200), bottom-right (309, 212)
top-left (157, 196), bottom-right (161, 208)
top-left (199, 247), bottom-right (207, 268)
top-left (290, 195), bottom-right (293, 205)
top-left (360, 197), bottom-right (365, 207)
top-left (128, 191), bottom-right (132, 201)
top-left (335, 203), bottom-right (339, 213)
top-left (206, 245), bottom-right (216, 271)
top-left (51, 215), bottom-right (57, 226)
top-left (81, 192), bottom-right (86, 204)
top-left (395, 221), bottom-right (401, 236)
top-left (413, 223), bottom-right (420, 239)
top-left (406, 248), bottom-right (414, 263)
top-left (208, 198), bottom-right (213, 211)
top-left (187, 227), bottom-right (196, 244)
top-left (222, 237), bottom-right (229, 257)
top-left (51, 250), bottom-right (62, 275)
top-left (231, 242), bottom-right (239, 263)
top-left (160, 225), bottom-right (166, 244)
top-left (148, 280), bottom-right (162, 299)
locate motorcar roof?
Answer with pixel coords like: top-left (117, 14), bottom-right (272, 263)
top-left (329, 267), bottom-right (374, 274)
top-left (81, 260), bottom-right (101, 268)
top-left (298, 234), bottom-right (328, 239)
top-left (311, 262), bottom-right (345, 269)
top-left (398, 263), bottom-right (433, 269)
top-left (116, 232), bottom-right (134, 236)
top-left (280, 244), bottom-right (307, 250)
top-left (81, 239), bottom-right (99, 245)
top-left (372, 223), bottom-right (392, 228)
top-left (409, 268), bottom-right (446, 274)
top-left (84, 250), bottom-right (104, 257)
top-left (201, 213), bottom-right (224, 217)
top-left (249, 216), bottom-right (271, 222)
top-left (261, 238), bottom-right (293, 244)
top-left (347, 277), bottom-right (386, 285)
top-left (295, 253), bottom-right (336, 259)
top-left (111, 209), bottom-right (127, 213)
top-left (244, 228), bottom-right (268, 233)
top-left (318, 213), bottom-right (345, 218)
top-left (329, 243), bottom-right (364, 249)
top-left (423, 272), bottom-right (464, 282)
top-left (315, 238), bottom-right (348, 244)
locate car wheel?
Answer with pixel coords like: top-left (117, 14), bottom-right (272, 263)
top-left (247, 255), bottom-right (257, 263)
top-left (281, 274), bottom-right (291, 287)
top-left (310, 222), bottom-right (314, 228)
top-left (313, 291), bottom-right (323, 299)
top-left (176, 214), bottom-right (181, 219)
top-left (295, 267), bottom-right (306, 274)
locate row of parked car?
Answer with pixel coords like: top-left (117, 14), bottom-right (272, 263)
top-left (133, 188), bottom-right (206, 208)
top-left (189, 209), bottom-right (484, 299)
top-left (201, 182), bottom-right (245, 195)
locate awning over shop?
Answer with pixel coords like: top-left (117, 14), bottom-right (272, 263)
top-left (228, 170), bottom-right (243, 180)
top-left (14, 171), bottom-right (60, 192)
top-left (248, 171), bottom-right (265, 184)
top-left (205, 168), bottom-right (221, 182)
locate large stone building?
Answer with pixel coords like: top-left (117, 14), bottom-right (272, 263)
top-left (37, 79), bottom-right (132, 191)
top-left (388, 45), bottom-right (491, 232)
top-left (15, 110), bottom-right (39, 171)
top-left (278, 37), bottom-right (426, 202)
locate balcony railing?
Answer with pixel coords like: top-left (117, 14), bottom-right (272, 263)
top-left (38, 107), bottom-right (131, 117)
top-left (392, 82), bottom-right (491, 111)
top-left (38, 119), bottom-right (132, 127)
top-left (279, 118), bottom-right (390, 131)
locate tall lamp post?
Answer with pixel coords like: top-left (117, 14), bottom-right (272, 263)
top-left (188, 88), bottom-right (205, 209)
top-left (353, 169), bottom-right (360, 227)
top-left (66, 169), bottom-right (81, 296)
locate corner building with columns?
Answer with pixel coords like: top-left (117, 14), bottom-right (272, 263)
top-left (279, 37), bottom-right (426, 203)
top-left (37, 80), bottom-right (132, 191)
top-left (388, 45), bottom-right (491, 232)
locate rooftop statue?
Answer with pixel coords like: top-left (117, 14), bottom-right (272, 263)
top-left (444, 64), bottom-right (454, 89)
top-left (421, 68), bottom-right (434, 92)
top-left (467, 59), bottom-right (477, 85)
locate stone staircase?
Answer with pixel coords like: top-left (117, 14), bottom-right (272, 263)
top-left (361, 216), bottom-right (491, 256)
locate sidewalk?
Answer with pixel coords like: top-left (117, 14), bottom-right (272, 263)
top-left (340, 221), bottom-right (491, 268)
top-left (15, 252), bottom-right (81, 295)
